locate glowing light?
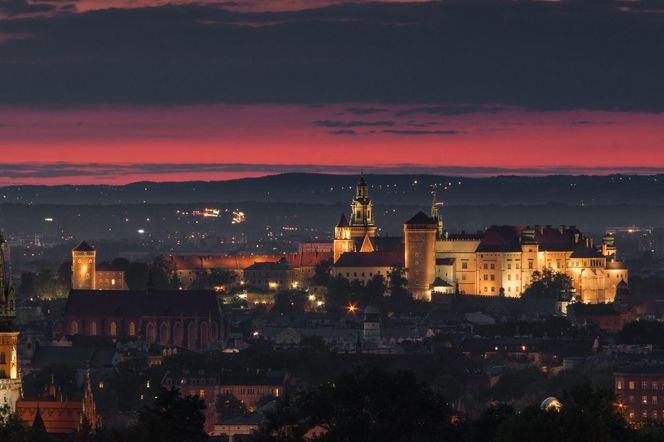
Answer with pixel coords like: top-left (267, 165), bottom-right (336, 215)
top-left (347, 303), bottom-right (358, 314)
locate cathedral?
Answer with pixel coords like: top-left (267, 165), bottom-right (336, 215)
top-left (332, 176), bottom-right (628, 303)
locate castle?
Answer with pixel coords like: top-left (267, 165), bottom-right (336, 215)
top-left (332, 176), bottom-right (628, 303)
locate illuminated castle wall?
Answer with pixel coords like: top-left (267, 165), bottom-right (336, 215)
top-left (330, 176), bottom-right (629, 304)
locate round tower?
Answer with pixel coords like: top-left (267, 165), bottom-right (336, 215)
top-left (404, 211), bottom-right (437, 301)
top-left (72, 241), bottom-right (96, 290)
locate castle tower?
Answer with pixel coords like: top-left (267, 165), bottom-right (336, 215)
top-left (333, 214), bottom-right (355, 263)
top-left (0, 234), bottom-right (21, 412)
top-left (404, 211), bottom-right (437, 301)
top-left (72, 241), bottom-right (96, 290)
top-left (349, 175), bottom-right (377, 239)
top-left (602, 232), bottom-right (617, 259)
top-left (431, 192), bottom-right (445, 239)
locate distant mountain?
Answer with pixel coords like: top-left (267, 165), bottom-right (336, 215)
top-left (1, 173), bottom-right (663, 206)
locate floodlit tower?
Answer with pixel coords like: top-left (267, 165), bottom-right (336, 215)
top-left (72, 241), bottom-right (96, 290)
top-left (404, 211), bottom-right (437, 301)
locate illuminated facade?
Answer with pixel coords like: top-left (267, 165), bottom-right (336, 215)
top-left (71, 241), bottom-right (127, 290)
top-left (333, 175), bottom-right (377, 263)
top-left (330, 177), bottom-right (628, 304)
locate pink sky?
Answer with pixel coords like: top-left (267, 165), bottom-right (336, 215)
top-left (1, 104), bottom-right (663, 184)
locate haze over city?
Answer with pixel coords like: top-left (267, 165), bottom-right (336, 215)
top-left (2, 1), bottom-right (664, 441)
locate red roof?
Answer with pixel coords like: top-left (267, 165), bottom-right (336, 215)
top-left (165, 252), bottom-right (331, 271)
top-left (333, 247), bottom-right (404, 268)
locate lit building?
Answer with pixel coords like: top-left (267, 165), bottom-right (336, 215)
top-left (333, 174), bottom-right (377, 263)
top-left (16, 370), bottom-right (99, 435)
top-left (63, 289), bottom-right (224, 350)
top-left (71, 241), bottom-right (127, 290)
top-left (330, 176), bottom-right (628, 303)
top-left (243, 258), bottom-right (298, 291)
top-left (615, 368), bottom-right (664, 422)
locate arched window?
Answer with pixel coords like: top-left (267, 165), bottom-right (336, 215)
top-left (70, 321), bottom-right (79, 335)
top-left (90, 321), bottom-right (97, 336)
top-left (187, 322), bottom-right (196, 350)
top-left (173, 322), bottom-right (183, 347)
top-left (110, 321), bottom-right (117, 337)
top-left (200, 322), bottom-right (209, 349)
top-left (146, 323), bottom-right (156, 343)
top-left (159, 322), bottom-right (169, 345)
top-left (128, 321), bottom-right (136, 337)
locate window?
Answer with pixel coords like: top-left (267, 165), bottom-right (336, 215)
top-left (110, 321), bottom-right (117, 336)
top-left (643, 381), bottom-right (649, 390)
top-left (507, 275), bottom-right (511, 281)
top-left (643, 396), bottom-right (648, 404)
top-left (70, 321), bottom-right (79, 335)
top-left (653, 396), bottom-right (658, 405)
top-left (629, 381), bottom-right (635, 390)
top-left (654, 382), bottom-right (659, 391)
top-left (484, 287), bottom-right (488, 292)
top-left (507, 263), bottom-right (512, 270)
top-left (528, 261), bottom-right (534, 269)
top-left (129, 322), bottom-right (136, 336)
top-left (461, 262), bottom-right (468, 269)
top-left (90, 321), bottom-right (97, 336)
top-left (490, 275), bottom-right (495, 281)
top-left (617, 380), bottom-right (623, 390)
top-left (483, 264), bottom-right (488, 270)
top-left (484, 275), bottom-right (488, 281)
top-left (490, 263), bottom-right (495, 270)
top-left (462, 274), bottom-right (467, 281)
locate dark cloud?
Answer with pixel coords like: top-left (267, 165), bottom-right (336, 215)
top-left (329, 129), bottom-right (357, 135)
top-left (0, 0), bottom-right (55, 15)
top-left (314, 120), bottom-right (395, 127)
top-left (0, 1), bottom-right (664, 110)
top-left (396, 105), bottom-right (503, 116)
top-left (382, 129), bottom-right (464, 136)
top-left (345, 107), bottom-right (389, 115)
top-left (570, 120), bottom-right (616, 125)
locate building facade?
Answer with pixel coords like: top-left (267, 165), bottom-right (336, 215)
top-left (615, 369), bottom-right (664, 422)
top-left (63, 289), bottom-right (225, 351)
top-left (71, 241), bottom-right (127, 290)
top-left (329, 176), bottom-right (629, 303)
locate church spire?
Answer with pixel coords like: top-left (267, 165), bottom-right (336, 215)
top-left (0, 233), bottom-right (16, 325)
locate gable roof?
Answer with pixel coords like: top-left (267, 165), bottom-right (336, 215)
top-left (73, 241), bottom-right (95, 252)
top-left (336, 213), bottom-right (349, 228)
top-left (404, 211), bottom-right (437, 226)
top-left (64, 289), bottom-right (223, 319)
top-left (333, 248), bottom-right (404, 268)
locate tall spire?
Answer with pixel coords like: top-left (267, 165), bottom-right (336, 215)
top-left (0, 233), bottom-right (16, 325)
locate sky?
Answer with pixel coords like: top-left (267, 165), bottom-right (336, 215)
top-left (1, 0), bottom-right (664, 184)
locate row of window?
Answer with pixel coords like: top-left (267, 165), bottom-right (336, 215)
top-left (618, 380), bottom-right (662, 391)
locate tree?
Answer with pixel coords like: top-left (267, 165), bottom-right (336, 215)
top-left (312, 259), bottom-right (331, 286)
top-left (125, 262), bottom-right (150, 290)
top-left (494, 386), bottom-right (632, 442)
top-left (364, 274), bottom-right (386, 303)
top-left (215, 393), bottom-right (247, 422)
top-left (522, 268), bottom-right (573, 300)
top-left (189, 268), bottom-right (236, 290)
top-left (272, 290), bottom-right (308, 314)
top-left (256, 368), bottom-right (467, 442)
top-left (18, 272), bottom-right (36, 297)
top-left (129, 388), bottom-right (207, 442)
top-left (325, 274), bottom-right (351, 315)
top-left (388, 266), bottom-right (411, 303)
